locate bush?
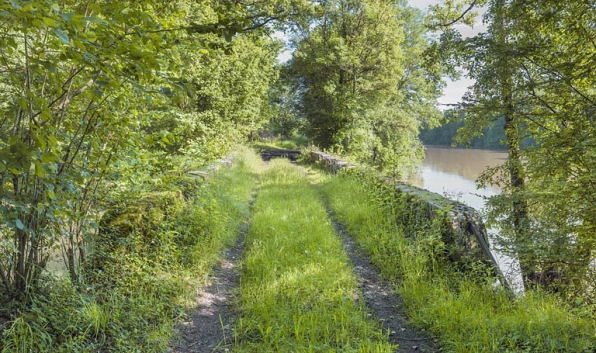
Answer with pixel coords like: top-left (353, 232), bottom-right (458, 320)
top-left (0, 149), bottom-right (261, 352)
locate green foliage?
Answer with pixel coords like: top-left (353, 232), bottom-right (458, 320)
top-left (429, 0), bottom-right (596, 295)
top-left (419, 110), bottom-right (536, 150)
top-left (265, 76), bottom-right (305, 138)
top-left (0, 0), bottom-right (188, 292)
top-left (320, 170), bottom-right (596, 352)
top-left (287, 0), bottom-right (443, 176)
top-left (235, 159), bottom-right (395, 352)
top-left (0, 0), bottom-right (293, 295)
top-left (0, 149), bottom-right (261, 352)
top-left (143, 33), bottom-right (281, 170)
top-left (251, 134), bottom-right (309, 150)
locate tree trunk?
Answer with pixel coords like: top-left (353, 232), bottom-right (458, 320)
top-left (495, 0), bottom-right (536, 290)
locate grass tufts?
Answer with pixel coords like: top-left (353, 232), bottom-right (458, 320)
top-left (319, 171), bottom-right (596, 353)
top-left (234, 159), bottom-right (395, 352)
top-left (0, 148), bottom-right (262, 352)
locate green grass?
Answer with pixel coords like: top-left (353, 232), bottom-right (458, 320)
top-left (5, 151), bottom-right (593, 352)
top-left (0, 148), bottom-right (263, 353)
top-left (319, 172), bottom-right (596, 353)
top-left (234, 159), bottom-right (395, 352)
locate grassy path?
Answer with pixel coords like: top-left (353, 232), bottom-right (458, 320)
top-left (233, 160), bottom-right (395, 352)
top-left (173, 232), bottom-right (247, 352)
top-left (327, 218), bottom-right (439, 353)
top-left (319, 171), bottom-right (595, 352)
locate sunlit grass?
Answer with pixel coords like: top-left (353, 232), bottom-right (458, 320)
top-left (234, 159), bottom-right (395, 352)
top-left (320, 172), bottom-right (596, 353)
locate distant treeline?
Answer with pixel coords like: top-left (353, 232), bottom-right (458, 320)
top-left (419, 112), bottom-right (533, 150)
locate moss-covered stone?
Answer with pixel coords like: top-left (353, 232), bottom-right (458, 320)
top-left (308, 150), bottom-right (505, 285)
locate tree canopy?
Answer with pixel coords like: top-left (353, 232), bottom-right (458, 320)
top-left (0, 0), bottom-right (293, 293)
top-left (431, 0), bottom-right (596, 296)
top-left (286, 0), bottom-right (444, 176)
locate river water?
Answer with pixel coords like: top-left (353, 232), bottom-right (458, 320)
top-left (410, 146), bottom-right (523, 291)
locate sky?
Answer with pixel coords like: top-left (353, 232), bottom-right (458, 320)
top-left (409, 0), bottom-right (487, 107)
top-left (276, 0), bottom-right (486, 108)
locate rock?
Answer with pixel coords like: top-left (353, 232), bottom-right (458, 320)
top-left (309, 150), bottom-right (507, 287)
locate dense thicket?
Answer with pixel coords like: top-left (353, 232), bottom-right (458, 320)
top-left (0, 0), bottom-right (294, 295)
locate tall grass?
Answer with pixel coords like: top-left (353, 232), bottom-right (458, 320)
top-left (234, 159), bottom-right (395, 352)
top-left (320, 171), bottom-right (596, 353)
top-left (0, 148), bottom-right (262, 353)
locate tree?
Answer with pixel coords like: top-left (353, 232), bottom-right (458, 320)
top-left (143, 32), bottom-right (281, 170)
top-left (288, 0), bottom-right (443, 176)
top-left (431, 0), bottom-right (596, 295)
top-left (503, 0), bottom-right (596, 295)
top-left (0, 0), bottom-right (189, 293)
top-left (0, 0), bottom-right (296, 294)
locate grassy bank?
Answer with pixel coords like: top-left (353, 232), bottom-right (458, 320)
top-left (234, 159), bottom-right (395, 352)
top-left (0, 149), bottom-right (262, 353)
top-left (319, 170), bottom-right (595, 353)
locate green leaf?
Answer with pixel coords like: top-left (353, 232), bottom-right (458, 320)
top-left (83, 16), bottom-right (106, 25)
top-left (54, 28), bottom-right (70, 44)
top-left (17, 97), bottom-right (28, 110)
top-left (34, 161), bottom-right (44, 178)
top-left (60, 12), bottom-right (75, 22)
top-left (42, 17), bottom-right (59, 27)
top-left (47, 134), bottom-right (58, 152)
top-left (15, 219), bottom-right (24, 230)
top-left (41, 153), bottom-right (56, 163)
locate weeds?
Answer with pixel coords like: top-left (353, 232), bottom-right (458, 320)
top-left (4, 150), bottom-right (592, 352)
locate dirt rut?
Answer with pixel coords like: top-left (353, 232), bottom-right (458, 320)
top-left (329, 215), bottom-right (440, 353)
top-left (171, 232), bottom-right (246, 353)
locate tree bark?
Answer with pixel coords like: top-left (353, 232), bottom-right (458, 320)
top-left (494, 0), bottom-right (537, 290)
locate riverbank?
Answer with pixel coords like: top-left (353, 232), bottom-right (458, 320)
top-left (319, 167), bottom-right (595, 352)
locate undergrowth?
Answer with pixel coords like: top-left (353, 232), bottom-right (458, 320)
top-left (0, 149), bottom-right (262, 352)
top-left (319, 169), bottom-right (596, 353)
top-left (251, 134), bottom-right (309, 150)
top-left (234, 159), bottom-right (395, 352)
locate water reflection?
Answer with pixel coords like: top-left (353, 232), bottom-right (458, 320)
top-left (421, 146), bottom-right (507, 182)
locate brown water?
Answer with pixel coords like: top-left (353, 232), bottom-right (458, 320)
top-left (410, 146), bottom-right (506, 210)
top-left (412, 146), bottom-right (523, 291)
top-left (416, 146), bottom-right (507, 184)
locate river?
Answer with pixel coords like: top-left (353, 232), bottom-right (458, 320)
top-left (410, 146), bottom-right (523, 291)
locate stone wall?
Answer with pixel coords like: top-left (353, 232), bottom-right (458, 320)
top-left (309, 151), bottom-right (508, 288)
